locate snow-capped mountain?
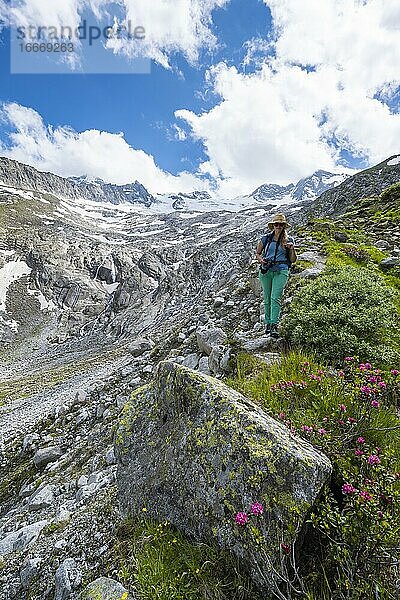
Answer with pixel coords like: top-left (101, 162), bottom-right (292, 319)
top-left (0, 157), bottom-right (155, 207)
top-left (248, 170), bottom-right (350, 207)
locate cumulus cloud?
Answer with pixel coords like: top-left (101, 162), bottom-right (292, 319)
top-left (0, 102), bottom-right (206, 194)
top-left (6, 0), bottom-right (229, 68)
top-left (176, 0), bottom-right (400, 195)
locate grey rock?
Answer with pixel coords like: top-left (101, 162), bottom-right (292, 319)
top-left (142, 365), bottom-right (153, 374)
top-left (181, 353), bottom-right (200, 369)
top-left (116, 361), bottom-right (332, 595)
top-left (20, 558), bottom-right (41, 589)
top-left (0, 520), bottom-right (48, 555)
top-left (54, 558), bottom-right (82, 600)
top-left (213, 296), bottom-right (225, 309)
top-left (380, 256), bottom-right (400, 268)
top-left (298, 266), bottom-right (324, 279)
top-left (128, 338), bottom-right (154, 357)
top-left (197, 356), bottom-right (211, 375)
top-left (374, 239), bottom-right (391, 249)
top-left (76, 409), bottom-right (89, 425)
top-left (33, 446), bottom-right (64, 469)
top-left (208, 345), bottom-right (225, 375)
top-left (80, 577), bottom-right (133, 599)
top-left (77, 475), bottom-right (88, 488)
top-left (23, 433), bottom-right (40, 452)
top-left (105, 447), bottom-right (116, 465)
top-left (196, 327), bottom-right (228, 356)
top-left (28, 484), bottom-right (55, 511)
top-left (74, 389), bottom-right (88, 405)
top-left (19, 480), bottom-right (38, 499)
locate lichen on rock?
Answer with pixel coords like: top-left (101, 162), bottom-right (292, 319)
top-left (115, 360), bottom-right (332, 593)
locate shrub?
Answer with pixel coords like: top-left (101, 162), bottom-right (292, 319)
top-left (281, 266), bottom-right (399, 365)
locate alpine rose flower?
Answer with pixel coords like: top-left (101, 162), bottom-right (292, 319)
top-left (251, 502), bottom-right (264, 516)
top-left (342, 483), bottom-right (357, 494)
top-left (357, 437), bottom-right (365, 444)
top-left (371, 400), bottom-right (380, 408)
top-left (360, 490), bottom-right (372, 501)
top-left (368, 455), bottom-right (381, 466)
top-left (235, 512), bottom-right (249, 525)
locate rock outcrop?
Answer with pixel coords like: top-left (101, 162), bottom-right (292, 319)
top-left (115, 361), bottom-right (332, 594)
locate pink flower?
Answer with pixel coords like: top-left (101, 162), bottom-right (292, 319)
top-left (357, 437), bottom-right (365, 444)
top-left (378, 511), bottom-right (383, 519)
top-left (301, 425), bottom-right (313, 433)
top-left (318, 428), bottom-right (327, 435)
top-left (339, 404), bottom-right (347, 412)
top-left (390, 369), bottom-right (399, 376)
top-left (280, 543), bottom-right (290, 554)
top-left (342, 483), bottom-right (357, 494)
top-left (348, 417), bottom-right (357, 423)
top-left (355, 449), bottom-right (364, 456)
top-left (371, 400), bottom-right (380, 408)
top-left (378, 381), bottom-right (386, 389)
top-left (364, 362), bottom-right (372, 369)
top-left (278, 412), bottom-right (286, 420)
top-left (368, 455), bottom-right (381, 466)
top-left (338, 370), bottom-right (345, 377)
top-left (368, 376), bottom-right (377, 384)
top-left (361, 385), bottom-right (372, 395)
top-left (359, 364), bottom-right (367, 371)
top-left (251, 502), bottom-right (264, 516)
top-left (337, 419), bottom-right (345, 426)
top-left (359, 490), bottom-right (372, 501)
top-left (323, 416), bottom-right (328, 422)
top-left (344, 356), bottom-right (354, 362)
top-left (235, 512), bottom-right (249, 526)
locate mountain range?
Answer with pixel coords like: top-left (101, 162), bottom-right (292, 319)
top-left (0, 155), bottom-right (350, 212)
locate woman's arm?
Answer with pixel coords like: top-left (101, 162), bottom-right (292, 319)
top-left (284, 239), bottom-right (297, 264)
top-left (255, 240), bottom-right (266, 264)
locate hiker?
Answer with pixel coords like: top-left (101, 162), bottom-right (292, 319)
top-left (255, 213), bottom-right (297, 338)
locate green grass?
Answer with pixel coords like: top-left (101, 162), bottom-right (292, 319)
top-left (107, 518), bottom-right (261, 600)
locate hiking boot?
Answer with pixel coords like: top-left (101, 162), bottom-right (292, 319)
top-left (264, 324), bottom-right (271, 335)
top-left (270, 324), bottom-right (279, 339)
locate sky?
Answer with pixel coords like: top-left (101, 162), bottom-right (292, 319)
top-left (0, 0), bottom-right (399, 198)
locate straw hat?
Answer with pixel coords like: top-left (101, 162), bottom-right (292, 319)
top-left (267, 213), bottom-right (291, 231)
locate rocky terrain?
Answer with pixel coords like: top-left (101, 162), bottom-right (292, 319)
top-left (0, 155), bottom-right (399, 599)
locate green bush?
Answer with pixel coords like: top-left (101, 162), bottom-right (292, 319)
top-left (380, 181), bottom-right (400, 204)
top-left (281, 266), bottom-right (399, 365)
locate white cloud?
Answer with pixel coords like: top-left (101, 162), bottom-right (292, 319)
top-left (0, 102), bottom-right (206, 195)
top-left (5, 0), bottom-right (229, 68)
top-left (176, 0), bottom-right (400, 195)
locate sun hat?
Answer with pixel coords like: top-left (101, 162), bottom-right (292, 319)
top-left (267, 213), bottom-right (291, 230)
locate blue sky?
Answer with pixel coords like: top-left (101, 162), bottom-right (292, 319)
top-left (0, 0), bottom-right (399, 197)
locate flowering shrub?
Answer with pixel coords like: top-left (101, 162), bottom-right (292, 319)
top-left (229, 352), bottom-right (400, 599)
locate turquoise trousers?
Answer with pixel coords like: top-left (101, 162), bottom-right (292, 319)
top-left (259, 269), bottom-right (289, 324)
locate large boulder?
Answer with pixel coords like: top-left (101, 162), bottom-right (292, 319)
top-left (80, 577), bottom-right (134, 599)
top-left (196, 326), bottom-right (227, 356)
top-left (115, 361), bottom-right (332, 594)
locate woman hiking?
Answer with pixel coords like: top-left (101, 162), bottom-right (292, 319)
top-left (255, 213), bottom-right (297, 338)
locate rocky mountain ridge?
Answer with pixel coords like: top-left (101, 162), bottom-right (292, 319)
top-left (0, 158), bottom-right (155, 207)
top-left (309, 154), bottom-right (400, 216)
